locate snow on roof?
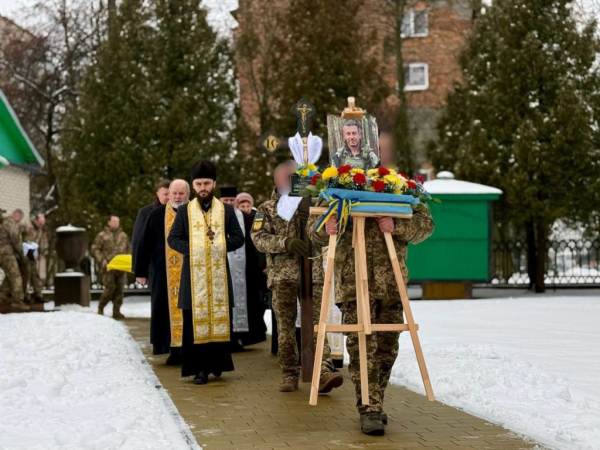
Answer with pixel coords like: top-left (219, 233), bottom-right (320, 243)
top-left (424, 171), bottom-right (502, 195)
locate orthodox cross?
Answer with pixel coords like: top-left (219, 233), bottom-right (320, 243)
top-left (290, 97), bottom-right (317, 382)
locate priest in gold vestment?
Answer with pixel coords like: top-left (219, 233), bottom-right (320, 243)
top-left (168, 160), bottom-right (245, 385)
top-left (134, 179), bottom-right (190, 363)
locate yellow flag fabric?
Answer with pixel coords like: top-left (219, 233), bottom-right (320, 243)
top-left (106, 254), bottom-right (132, 273)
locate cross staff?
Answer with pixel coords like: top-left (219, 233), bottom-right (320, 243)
top-left (290, 97), bottom-right (317, 382)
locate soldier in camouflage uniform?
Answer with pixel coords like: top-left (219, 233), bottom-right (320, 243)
top-left (22, 212), bottom-right (48, 303)
top-left (308, 203), bottom-right (434, 435)
top-left (252, 161), bottom-right (343, 393)
top-left (0, 209), bottom-right (29, 310)
top-left (92, 215), bottom-right (131, 319)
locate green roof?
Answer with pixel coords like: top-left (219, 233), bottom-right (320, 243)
top-left (0, 89), bottom-right (44, 169)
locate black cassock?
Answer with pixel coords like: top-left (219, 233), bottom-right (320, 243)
top-left (132, 198), bottom-right (161, 271)
top-left (167, 200), bottom-right (245, 377)
top-left (133, 203), bottom-right (174, 355)
top-left (237, 211), bottom-right (267, 347)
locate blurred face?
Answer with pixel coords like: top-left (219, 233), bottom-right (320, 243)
top-left (343, 125), bottom-right (361, 152)
top-left (156, 187), bottom-right (169, 205)
top-left (169, 181), bottom-right (189, 208)
top-left (221, 197), bottom-right (237, 206)
top-left (12, 212), bottom-right (23, 223)
top-left (108, 216), bottom-right (120, 229)
top-left (237, 201), bottom-right (252, 214)
top-left (379, 132), bottom-right (396, 168)
top-left (34, 214), bottom-right (46, 228)
top-left (274, 164), bottom-right (295, 195)
top-left (192, 178), bottom-right (216, 200)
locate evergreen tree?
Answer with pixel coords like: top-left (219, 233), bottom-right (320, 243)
top-left (59, 0), bottom-right (236, 236)
top-left (237, 0), bottom-right (389, 200)
top-left (430, 0), bottom-right (600, 292)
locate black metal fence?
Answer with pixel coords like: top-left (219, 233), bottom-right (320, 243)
top-left (492, 239), bottom-right (600, 286)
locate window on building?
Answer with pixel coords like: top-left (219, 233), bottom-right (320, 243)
top-left (401, 10), bottom-right (429, 38)
top-left (404, 63), bottom-right (429, 91)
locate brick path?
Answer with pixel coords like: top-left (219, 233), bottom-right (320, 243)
top-left (125, 318), bottom-right (540, 450)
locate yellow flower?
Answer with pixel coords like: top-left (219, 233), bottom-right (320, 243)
top-left (339, 173), bottom-right (352, 184)
top-left (307, 163), bottom-right (317, 171)
top-left (350, 168), bottom-right (364, 175)
top-left (384, 174), bottom-right (399, 185)
top-left (299, 168), bottom-right (310, 177)
top-left (367, 169), bottom-right (379, 177)
top-left (322, 166), bottom-right (339, 180)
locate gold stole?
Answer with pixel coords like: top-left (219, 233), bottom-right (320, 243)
top-left (165, 206), bottom-right (184, 347)
top-left (187, 198), bottom-right (230, 344)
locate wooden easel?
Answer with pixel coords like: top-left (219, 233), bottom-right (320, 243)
top-left (309, 208), bottom-right (435, 406)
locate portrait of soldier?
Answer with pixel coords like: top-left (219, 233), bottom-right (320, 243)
top-left (332, 119), bottom-right (380, 170)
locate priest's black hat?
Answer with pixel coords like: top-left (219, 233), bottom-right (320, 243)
top-left (220, 186), bottom-right (238, 198)
top-left (191, 160), bottom-right (217, 181)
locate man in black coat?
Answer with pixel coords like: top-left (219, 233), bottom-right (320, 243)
top-left (168, 160), bottom-right (245, 385)
top-left (134, 179), bottom-right (190, 361)
top-left (131, 180), bottom-right (170, 276)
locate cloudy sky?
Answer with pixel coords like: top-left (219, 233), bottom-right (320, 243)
top-left (0, 0), bottom-right (239, 34)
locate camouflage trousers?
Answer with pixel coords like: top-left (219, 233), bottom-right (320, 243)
top-left (22, 260), bottom-right (43, 297)
top-left (340, 299), bottom-right (403, 414)
top-left (271, 283), bottom-right (334, 379)
top-left (0, 252), bottom-right (24, 303)
top-left (99, 270), bottom-right (126, 310)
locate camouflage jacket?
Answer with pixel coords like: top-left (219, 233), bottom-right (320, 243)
top-left (251, 190), bottom-right (303, 289)
top-left (91, 227), bottom-right (131, 266)
top-left (0, 217), bottom-right (24, 257)
top-left (308, 204), bottom-right (434, 304)
top-left (23, 222), bottom-right (48, 254)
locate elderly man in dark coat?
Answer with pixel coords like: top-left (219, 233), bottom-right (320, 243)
top-left (134, 179), bottom-right (190, 361)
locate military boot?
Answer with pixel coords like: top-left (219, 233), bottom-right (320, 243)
top-left (381, 411), bottom-right (388, 425)
top-left (10, 300), bottom-right (31, 311)
top-left (279, 376), bottom-right (299, 392)
top-left (318, 371), bottom-right (344, 393)
top-left (360, 412), bottom-right (385, 436)
top-left (113, 309), bottom-right (125, 320)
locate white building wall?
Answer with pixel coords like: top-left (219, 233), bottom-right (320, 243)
top-left (0, 165), bottom-right (31, 218)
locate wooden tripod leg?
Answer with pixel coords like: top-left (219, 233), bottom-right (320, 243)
top-left (354, 220), bottom-right (370, 406)
top-left (309, 234), bottom-right (338, 406)
top-left (355, 217), bottom-right (371, 335)
top-left (384, 232), bottom-right (435, 402)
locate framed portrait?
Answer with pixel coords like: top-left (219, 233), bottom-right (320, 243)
top-left (327, 114), bottom-right (380, 171)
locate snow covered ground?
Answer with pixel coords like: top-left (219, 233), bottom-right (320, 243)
top-left (45, 296), bottom-right (152, 318)
top-left (0, 311), bottom-right (199, 450)
top-left (390, 296), bottom-right (600, 450)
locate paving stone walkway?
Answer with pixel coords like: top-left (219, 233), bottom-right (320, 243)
top-left (125, 318), bottom-right (541, 450)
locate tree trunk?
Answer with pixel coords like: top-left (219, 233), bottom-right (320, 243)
top-left (535, 221), bottom-right (546, 293)
top-left (525, 219), bottom-right (536, 290)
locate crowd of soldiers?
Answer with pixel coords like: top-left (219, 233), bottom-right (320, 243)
top-left (0, 209), bottom-right (49, 310)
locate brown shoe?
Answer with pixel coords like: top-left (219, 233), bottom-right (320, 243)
top-left (279, 377), bottom-right (299, 392)
top-left (10, 301), bottom-right (31, 311)
top-left (113, 310), bottom-right (125, 320)
top-left (319, 371), bottom-right (344, 393)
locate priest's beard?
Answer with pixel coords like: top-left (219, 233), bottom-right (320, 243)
top-left (196, 186), bottom-right (215, 205)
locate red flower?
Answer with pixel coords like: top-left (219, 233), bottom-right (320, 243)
top-left (378, 167), bottom-right (390, 176)
top-left (372, 180), bottom-right (386, 192)
top-left (338, 165), bottom-right (352, 174)
top-left (310, 173), bottom-right (320, 185)
top-left (400, 172), bottom-right (408, 179)
top-left (415, 175), bottom-right (424, 184)
top-left (407, 180), bottom-right (417, 189)
top-left (353, 173), bottom-right (367, 184)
